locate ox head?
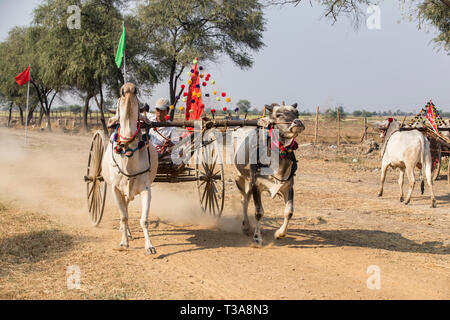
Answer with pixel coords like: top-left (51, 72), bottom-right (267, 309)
top-left (375, 118), bottom-right (400, 141)
top-left (108, 83), bottom-right (148, 128)
top-left (265, 103), bottom-right (305, 139)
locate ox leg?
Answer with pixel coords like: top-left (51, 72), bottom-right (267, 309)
top-left (424, 160), bottom-right (437, 208)
top-left (398, 168), bottom-right (405, 202)
top-left (252, 185), bottom-right (264, 246)
top-left (141, 188), bottom-right (157, 255)
top-left (236, 178), bottom-right (251, 236)
top-left (112, 187), bottom-right (129, 249)
top-left (404, 166), bottom-right (416, 205)
top-left (378, 161), bottom-right (389, 197)
top-left (275, 182), bottom-right (294, 240)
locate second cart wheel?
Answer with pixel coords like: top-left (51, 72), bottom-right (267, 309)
top-left (84, 131), bottom-right (107, 226)
top-left (195, 131), bottom-right (225, 218)
top-left (432, 149), bottom-right (442, 181)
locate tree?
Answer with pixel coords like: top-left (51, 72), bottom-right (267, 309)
top-left (0, 28), bottom-right (40, 127)
top-left (267, 0), bottom-right (450, 52)
top-left (236, 99), bottom-right (252, 113)
top-left (33, 0), bottom-right (160, 133)
top-left (138, 0), bottom-right (266, 105)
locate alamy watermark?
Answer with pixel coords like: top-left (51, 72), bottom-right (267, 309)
top-left (67, 265), bottom-right (81, 290)
top-left (67, 5), bottom-right (81, 30)
top-left (366, 265), bottom-right (381, 290)
top-left (366, 5), bottom-right (381, 30)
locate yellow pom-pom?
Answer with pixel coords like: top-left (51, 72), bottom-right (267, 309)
top-left (200, 74), bottom-right (204, 78)
top-left (213, 90), bottom-right (217, 95)
top-left (193, 59), bottom-right (198, 65)
top-left (226, 98), bottom-right (231, 103)
top-left (211, 80), bottom-right (215, 85)
top-left (179, 106), bottom-right (185, 111)
top-left (169, 105), bottom-right (175, 110)
top-left (188, 80), bottom-right (192, 85)
top-left (187, 72), bottom-right (192, 77)
top-left (216, 97), bottom-right (221, 101)
top-left (197, 92), bottom-right (202, 98)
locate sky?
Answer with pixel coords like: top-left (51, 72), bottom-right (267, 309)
top-left (0, 0), bottom-right (449, 112)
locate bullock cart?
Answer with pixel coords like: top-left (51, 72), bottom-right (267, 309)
top-left (84, 119), bottom-right (260, 226)
top-left (398, 126), bottom-right (450, 183)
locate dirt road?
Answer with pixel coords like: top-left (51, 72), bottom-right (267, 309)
top-left (0, 127), bottom-right (448, 299)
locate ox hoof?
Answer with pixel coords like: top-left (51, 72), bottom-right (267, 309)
top-left (377, 192), bottom-right (383, 197)
top-left (119, 243), bottom-right (129, 251)
top-left (404, 200), bottom-right (410, 206)
top-left (253, 235), bottom-right (263, 247)
top-left (145, 247), bottom-right (157, 255)
top-left (243, 227), bottom-right (252, 237)
top-left (400, 196), bottom-right (404, 203)
top-left (274, 230), bottom-right (286, 240)
top-left (431, 200), bottom-right (436, 208)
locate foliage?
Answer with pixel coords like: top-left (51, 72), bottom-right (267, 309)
top-left (137, 0), bottom-right (266, 103)
top-left (236, 99), bottom-right (252, 113)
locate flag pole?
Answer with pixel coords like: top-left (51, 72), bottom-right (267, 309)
top-left (25, 65), bottom-right (30, 145)
top-left (123, 21), bottom-right (127, 83)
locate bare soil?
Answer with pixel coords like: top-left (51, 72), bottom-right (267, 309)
top-left (0, 127), bottom-right (448, 300)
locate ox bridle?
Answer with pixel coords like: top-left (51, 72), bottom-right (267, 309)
top-left (111, 94), bottom-right (152, 179)
top-left (255, 123), bottom-right (299, 182)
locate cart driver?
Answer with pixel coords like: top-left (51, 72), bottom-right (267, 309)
top-left (147, 98), bottom-right (180, 157)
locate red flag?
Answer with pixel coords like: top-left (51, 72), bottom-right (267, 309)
top-left (15, 66), bottom-right (30, 86)
top-left (426, 101), bottom-right (439, 134)
top-left (186, 63), bottom-right (204, 121)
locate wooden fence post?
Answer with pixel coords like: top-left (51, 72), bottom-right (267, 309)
top-left (314, 106), bottom-right (319, 146)
top-left (337, 107), bottom-right (341, 147)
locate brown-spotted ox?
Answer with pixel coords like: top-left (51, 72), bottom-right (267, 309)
top-left (377, 118), bottom-right (436, 208)
top-left (233, 103), bottom-right (305, 246)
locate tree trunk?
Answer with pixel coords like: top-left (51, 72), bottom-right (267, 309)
top-left (18, 108), bottom-right (24, 126)
top-left (83, 94), bottom-right (92, 133)
top-left (39, 106), bottom-right (44, 126)
top-left (7, 103), bottom-right (13, 128)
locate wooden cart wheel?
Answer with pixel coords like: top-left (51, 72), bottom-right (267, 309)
top-left (432, 148), bottom-right (442, 181)
top-left (84, 131), bottom-right (107, 226)
top-left (195, 131), bottom-right (225, 218)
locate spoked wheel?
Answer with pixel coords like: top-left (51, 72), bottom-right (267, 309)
top-left (84, 131), bottom-right (107, 226)
top-left (195, 130), bottom-right (225, 218)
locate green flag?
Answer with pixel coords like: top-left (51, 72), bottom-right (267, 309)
top-left (115, 23), bottom-right (126, 69)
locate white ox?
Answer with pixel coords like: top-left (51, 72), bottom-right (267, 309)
top-left (233, 103), bottom-right (305, 246)
top-left (102, 83), bottom-right (159, 254)
top-left (377, 118), bottom-right (436, 208)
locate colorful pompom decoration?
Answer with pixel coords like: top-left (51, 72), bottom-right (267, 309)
top-left (223, 107), bottom-right (227, 112)
top-left (205, 93), bottom-right (210, 97)
top-left (188, 80), bottom-right (192, 85)
top-left (199, 66), bottom-right (204, 71)
top-left (197, 92), bottom-right (202, 98)
top-left (196, 84), bottom-right (200, 88)
top-left (189, 109), bottom-right (194, 113)
top-left (183, 92), bottom-right (188, 97)
top-left (200, 74), bottom-right (204, 78)
top-left (234, 108), bottom-right (239, 113)
top-left (191, 99), bottom-right (195, 104)
top-left (170, 105), bottom-right (175, 110)
top-left (179, 106), bottom-right (185, 111)
top-left (165, 115), bottom-right (170, 121)
top-left (191, 69), bottom-right (194, 73)
top-left (182, 97), bottom-right (187, 102)
top-left (222, 92), bottom-right (226, 97)
top-left (181, 84), bottom-right (185, 89)
top-left (187, 72), bottom-right (191, 77)
top-left (226, 98), bottom-right (231, 103)
top-left (211, 80), bottom-right (215, 84)
top-left (193, 59), bottom-right (198, 65)
top-left (211, 109), bottom-right (216, 113)
top-left (216, 97), bottom-right (221, 101)
top-left (202, 82), bottom-right (207, 86)
top-left (213, 90), bottom-right (217, 95)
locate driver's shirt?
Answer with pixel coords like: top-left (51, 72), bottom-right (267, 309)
top-left (146, 114), bottom-right (180, 153)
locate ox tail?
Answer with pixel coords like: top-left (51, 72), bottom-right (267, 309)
top-left (420, 137), bottom-right (429, 195)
